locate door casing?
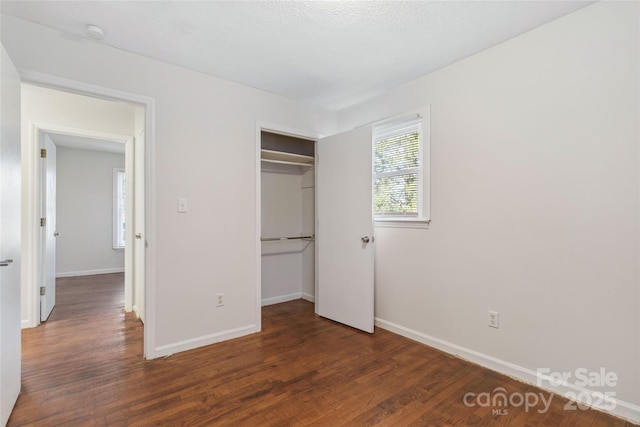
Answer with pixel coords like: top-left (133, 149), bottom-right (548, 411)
top-left (30, 124), bottom-right (134, 324)
top-left (255, 122), bottom-right (376, 334)
top-left (19, 70), bottom-right (158, 359)
top-left (255, 122), bottom-right (322, 333)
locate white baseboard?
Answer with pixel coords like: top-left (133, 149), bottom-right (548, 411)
top-left (153, 290), bottom-right (313, 358)
top-left (301, 292), bottom-right (315, 303)
top-left (262, 292), bottom-right (302, 306)
top-left (375, 317), bottom-right (640, 424)
top-left (56, 268), bottom-right (124, 278)
top-left (154, 324), bottom-right (258, 358)
top-left (21, 319), bottom-right (32, 329)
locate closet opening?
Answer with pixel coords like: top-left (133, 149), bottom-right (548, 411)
top-left (260, 130), bottom-right (316, 312)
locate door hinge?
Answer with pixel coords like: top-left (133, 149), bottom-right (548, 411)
top-left (40, 148), bottom-right (47, 158)
top-left (40, 218), bottom-right (46, 227)
top-left (40, 286), bottom-right (46, 296)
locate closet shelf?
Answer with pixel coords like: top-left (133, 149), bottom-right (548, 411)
top-left (261, 149), bottom-right (314, 167)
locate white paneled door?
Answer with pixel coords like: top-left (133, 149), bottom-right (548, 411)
top-left (0, 45), bottom-right (22, 426)
top-left (316, 126), bottom-right (375, 333)
top-left (40, 137), bottom-right (57, 321)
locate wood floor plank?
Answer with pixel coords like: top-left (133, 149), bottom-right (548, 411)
top-left (8, 273), bottom-right (638, 426)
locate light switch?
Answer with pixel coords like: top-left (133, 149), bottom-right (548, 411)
top-left (178, 198), bottom-right (188, 213)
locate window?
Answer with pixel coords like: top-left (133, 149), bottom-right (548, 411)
top-left (373, 111), bottom-right (429, 227)
top-left (113, 168), bottom-right (126, 249)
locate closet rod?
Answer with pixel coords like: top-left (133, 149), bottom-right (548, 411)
top-left (261, 235), bottom-right (314, 242)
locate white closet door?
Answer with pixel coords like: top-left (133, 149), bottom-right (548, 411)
top-left (40, 138), bottom-right (57, 321)
top-left (316, 126), bottom-right (374, 333)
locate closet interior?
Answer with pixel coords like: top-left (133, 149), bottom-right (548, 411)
top-left (260, 131), bottom-right (316, 306)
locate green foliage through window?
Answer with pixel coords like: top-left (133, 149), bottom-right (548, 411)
top-left (373, 119), bottom-right (421, 217)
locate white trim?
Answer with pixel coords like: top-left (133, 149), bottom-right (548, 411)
top-left (19, 69), bottom-right (158, 359)
top-left (423, 105), bottom-right (431, 222)
top-left (375, 317), bottom-right (640, 424)
top-left (372, 107), bottom-right (431, 224)
top-left (375, 219), bottom-right (430, 229)
top-left (314, 140), bottom-right (319, 316)
top-left (301, 292), bottom-right (315, 303)
top-left (31, 123), bottom-right (131, 144)
top-left (56, 268), bottom-right (124, 278)
top-left (261, 292), bottom-right (302, 307)
top-left (21, 319), bottom-right (30, 330)
top-left (154, 324), bottom-right (258, 358)
top-left (255, 124), bottom-right (262, 333)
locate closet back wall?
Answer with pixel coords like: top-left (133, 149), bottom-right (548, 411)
top-left (260, 131), bottom-right (315, 306)
top-left (261, 164), bottom-right (305, 304)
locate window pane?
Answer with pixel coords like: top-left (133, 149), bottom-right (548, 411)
top-left (374, 131), bottom-right (419, 174)
top-left (374, 173), bottom-right (418, 216)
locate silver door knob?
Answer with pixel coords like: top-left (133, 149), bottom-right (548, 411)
top-left (135, 233), bottom-right (143, 239)
top-left (53, 232), bottom-right (60, 237)
top-left (361, 236), bottom-right (370, 243)
top-left (0, 259), bottom-right (14, 267)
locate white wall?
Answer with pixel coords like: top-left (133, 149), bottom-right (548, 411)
top-left (56, 146), bottom-right (125, 276)
top-left (20, 84), bottom-right (137, 326)
top-left (261, 165), bottom-right (303, 303)
top-left (338, 0), bottom-right (640, 413)
top-left (261, 164), bottom-right (315, 304)
top-left (6, 2), bottom-right (638, 420)
top-left (2, 15), bottom-right (336, 354)
top-left (22, 84), bottom-right (136, 135)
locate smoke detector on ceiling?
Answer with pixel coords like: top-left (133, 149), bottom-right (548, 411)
top-left (85, 24), bottom-right (105, 40)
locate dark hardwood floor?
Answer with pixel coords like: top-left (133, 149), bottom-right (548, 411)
top-left (9, 273), bottom-right (636, 426)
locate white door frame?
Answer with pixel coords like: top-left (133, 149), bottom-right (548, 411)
top-left (19, 70), bottom-right (158, 359)
top-left (30, 124), bottom-right (134, 323)
top-left (255, 121), bottom-right (321, 332)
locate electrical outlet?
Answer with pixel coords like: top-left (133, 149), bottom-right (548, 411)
top-left (216, 293), bottom-right (224, 307)
top-left (488, 311), bottom-right (499, 329)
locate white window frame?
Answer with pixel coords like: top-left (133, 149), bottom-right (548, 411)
top-left (113, 168), bottom-right (126, 250)
top-left (373, 107), bottom-right (430, 229)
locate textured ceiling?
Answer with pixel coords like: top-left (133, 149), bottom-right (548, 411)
top-left (1, 1), bottom-right (593, 110)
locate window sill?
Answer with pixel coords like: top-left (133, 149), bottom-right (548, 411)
top-left (113, 247), bottom-right (125, 252)
top-left (374, 219), bottom-right (430, 229)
